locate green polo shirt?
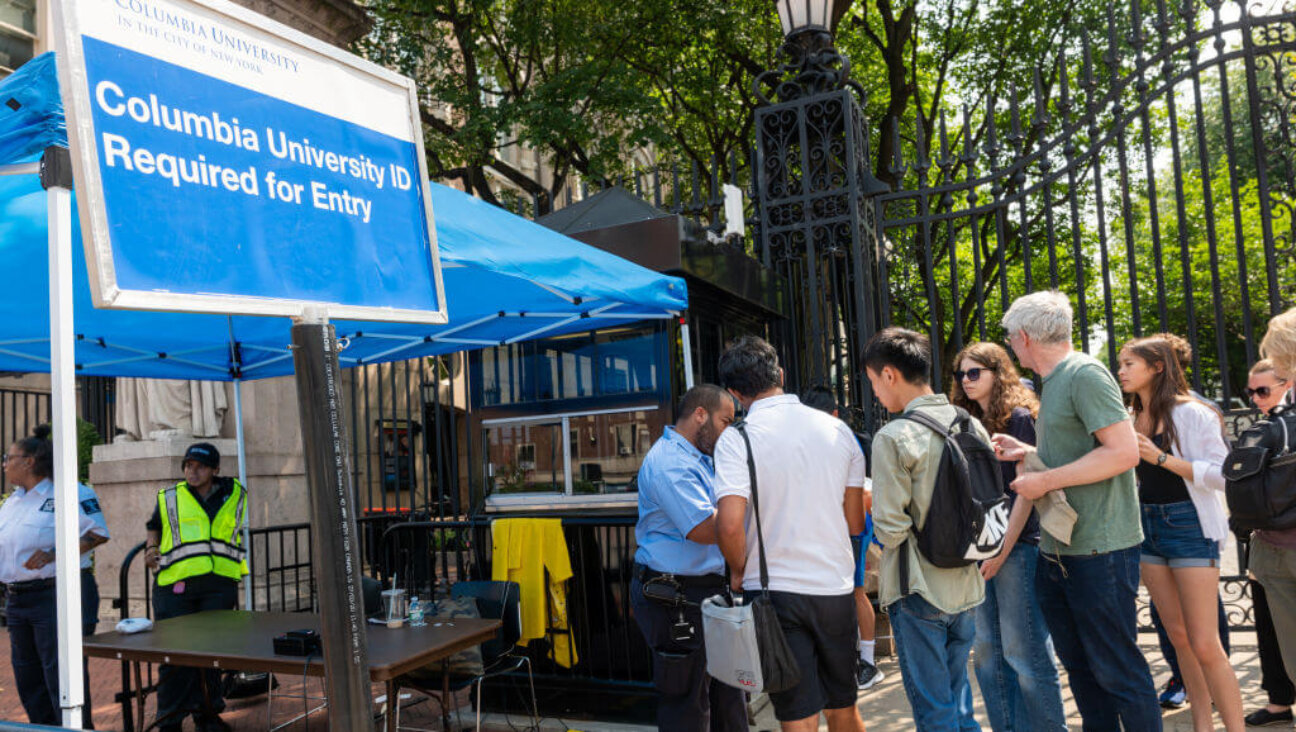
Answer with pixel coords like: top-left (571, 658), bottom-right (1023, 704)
top-left (1036, 351), bottom-right (1142, 556)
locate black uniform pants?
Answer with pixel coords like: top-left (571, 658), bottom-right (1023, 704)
top-left (1253, 579), bottom-right (1296, 706)
top-left (152, 577), bottom-right (239, 732)
top-left (630, 576), bottom-right (747, 732)
top-left (5, 573), bottom-right (100, 729)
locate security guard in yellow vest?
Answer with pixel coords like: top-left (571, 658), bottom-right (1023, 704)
top-left (144, 443), bottom-right (246, 732)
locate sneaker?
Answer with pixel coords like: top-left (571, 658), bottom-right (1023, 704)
top-left (856, 659), bottom-right (884, 691)
top-left (1158, 677), bottom-right (1186, 709)
top-left (1245, 708), bottom-right (1295, 727)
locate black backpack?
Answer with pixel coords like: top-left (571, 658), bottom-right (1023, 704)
top-left (898, 407), bottom-right (1010, 592)
top-left (1225, 404), bottom-right (1296, 532)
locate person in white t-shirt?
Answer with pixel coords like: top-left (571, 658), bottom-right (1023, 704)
top-left (714, 336), bottom-right (868, 732)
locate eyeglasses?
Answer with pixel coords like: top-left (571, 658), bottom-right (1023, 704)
top-left (2, 452), bottom-right (30, 463)
top-left (954, 367), bottom-right (986, 383)
top-left (1247, 380), bottom-right (1289, 400)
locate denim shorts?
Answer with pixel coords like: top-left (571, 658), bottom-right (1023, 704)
top-left (1140, 500), bottom-right (1219, 568)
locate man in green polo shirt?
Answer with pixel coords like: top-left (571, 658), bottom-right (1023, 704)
top-left (992, 290), bottom-right (1160, 731)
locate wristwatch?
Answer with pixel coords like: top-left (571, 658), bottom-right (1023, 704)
top-left (1157, 452), bottom-right (1169, 466)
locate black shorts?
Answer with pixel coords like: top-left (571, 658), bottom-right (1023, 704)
top-left (766, 590), bottom-right (859, 721)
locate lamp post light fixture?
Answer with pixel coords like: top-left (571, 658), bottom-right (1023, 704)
top-left (752, 0), bottom-right (888, 429)
top-left (762, 0), bottom-right (850, 101)
top-left (774, 0), bottom-right (835, 37)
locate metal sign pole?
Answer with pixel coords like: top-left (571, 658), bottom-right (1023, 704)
top-left (232, 376), bottom-right (253, 611)
top-left (291, 312), bottom-right (371, 731)
top-left (44, 146), bottom-right (85, 729)
top-left (227, 317), bottom-right (253, 611)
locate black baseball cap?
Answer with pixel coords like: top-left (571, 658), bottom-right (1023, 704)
top-left (183, 443), bottom-right (220, 469)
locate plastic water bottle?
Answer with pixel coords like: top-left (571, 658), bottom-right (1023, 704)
top-left (409, 597), bottom-right (426, 627)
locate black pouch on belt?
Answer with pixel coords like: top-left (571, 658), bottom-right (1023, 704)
top-left (642, 574), bottom-right (687, 607)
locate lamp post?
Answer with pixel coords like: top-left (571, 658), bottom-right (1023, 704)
top-left (753, 0), bottom-right (887, 431)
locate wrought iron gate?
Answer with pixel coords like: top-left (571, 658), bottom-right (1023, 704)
top-left (868, 1), bottom-right (1295, 430)
top-left (747, 2), bottom-right (1295, 442)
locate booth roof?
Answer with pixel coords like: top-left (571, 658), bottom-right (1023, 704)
top-left (0, 54), bottom-right (687, 380)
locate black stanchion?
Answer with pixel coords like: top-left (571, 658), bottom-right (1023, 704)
top-left (291, 319), bottom-right (371, 730)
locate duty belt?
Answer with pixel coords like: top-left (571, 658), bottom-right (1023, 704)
top-left (633, 563), bottom-right (725, 588)
top-left (3, 577), bottom-right (56, 594)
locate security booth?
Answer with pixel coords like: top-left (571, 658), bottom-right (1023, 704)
top-left (455, 186), bottom-right (783, 719)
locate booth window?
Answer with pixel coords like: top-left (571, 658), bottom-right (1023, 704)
top-left (483, 406), bottom-right (665, 501)
top-left (471, 323), bottom-right (665, 408)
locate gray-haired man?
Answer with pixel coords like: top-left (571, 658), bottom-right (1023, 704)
top-left (991, 290), bottom-right (1161, 731)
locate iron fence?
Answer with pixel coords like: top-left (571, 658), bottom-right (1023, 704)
top-left (344, 356), bottom-right (467, 520)
top-left (375, 517), bottom-right (650, 691)
top-left (872, 2), bottom-right (1296, 417)
top-left (0, 388), bottom-right (50, 488)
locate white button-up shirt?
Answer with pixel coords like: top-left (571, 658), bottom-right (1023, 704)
top-left (0, 478), bottom-right (104, 583)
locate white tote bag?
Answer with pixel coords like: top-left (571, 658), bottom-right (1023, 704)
top-left (700, 594), bottom-right (764, 693)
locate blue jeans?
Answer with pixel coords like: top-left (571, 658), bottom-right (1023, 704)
top-left (1036, 545), bottom-right (1162, 732)
top-left (973, 543), bottom-right (1066, 732)
top-left (887, 593), bottom-right (980, 732)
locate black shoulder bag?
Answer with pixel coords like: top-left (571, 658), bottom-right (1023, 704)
top-left (733, 421), bottom-right (802, 695)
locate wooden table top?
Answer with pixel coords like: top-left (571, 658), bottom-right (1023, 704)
top-left (83, 611), bottom-right (501, 682)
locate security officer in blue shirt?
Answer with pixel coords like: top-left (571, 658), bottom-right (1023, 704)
top-left (0, 425), bottom-right (109, 728)
top-left (630, 384), bottom-right (746, 732)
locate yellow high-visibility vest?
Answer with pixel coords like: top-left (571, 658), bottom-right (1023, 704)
top-left (156, 479), bottom-right (247, 586)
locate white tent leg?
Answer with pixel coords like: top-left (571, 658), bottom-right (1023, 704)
top-left (233, 376), bottom-right (252, 611)
top-left (49, 181), bottom-right (85, 729)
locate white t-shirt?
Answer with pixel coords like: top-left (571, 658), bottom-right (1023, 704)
top-left (713, 394), bottom-right (867, 595)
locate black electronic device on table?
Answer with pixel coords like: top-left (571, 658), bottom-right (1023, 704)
top-left (272, 628), bottom-right (321, 656)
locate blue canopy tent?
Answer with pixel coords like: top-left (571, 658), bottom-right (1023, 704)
top-left (1, 55), bottom-right (687, 379)
top-left (1, 53), bottom-right (686, 725)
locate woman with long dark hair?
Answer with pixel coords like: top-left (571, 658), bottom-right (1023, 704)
top-left (0, 425), bottom-right (109, 727)
top-left (1118, 335), bottom-right (1242, 732)
top-left (950, 342), bottom-right (1065, 731)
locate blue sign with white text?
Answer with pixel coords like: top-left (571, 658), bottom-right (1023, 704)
top-left (81, 36), bottom-right (440, 313)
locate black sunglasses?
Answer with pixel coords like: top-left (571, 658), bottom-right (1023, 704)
top-left (954, 367), bottom-right (986, 383)
top-left (1247, 381), bottom-right (1288, 400)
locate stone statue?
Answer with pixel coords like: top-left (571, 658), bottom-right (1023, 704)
top-left (116, 378), bottom-right (228, 441)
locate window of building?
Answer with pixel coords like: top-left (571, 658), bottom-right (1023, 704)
top-left (0, 0), bottom-right (36, 76)
top-left (471, 323), bottom-right (666, 408)
top-left (482, 405), bottom-right (666, 505)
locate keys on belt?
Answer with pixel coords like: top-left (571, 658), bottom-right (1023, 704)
top-left (634, 563), bottom-right (725, 588)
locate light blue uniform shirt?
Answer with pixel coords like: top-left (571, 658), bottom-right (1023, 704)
top-left (634, 426), bottom-right (725, 576)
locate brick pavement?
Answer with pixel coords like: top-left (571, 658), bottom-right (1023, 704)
top-left (0, 628), bottom-right (1280, 731)
top-left (0, 627), bottom-right (467, 731)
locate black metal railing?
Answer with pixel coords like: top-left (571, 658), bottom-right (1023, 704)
top-left (375, 517), bottom-right (650, 692)
top-left (113, 542), bottom-right (154, 732)
top-left (246, 522), bottom-right (315, 613)
top-left (0, 388), bottom-right (50, 487)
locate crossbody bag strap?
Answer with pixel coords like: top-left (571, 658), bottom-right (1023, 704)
top-left (735, 422), bottom-right (771, 594)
